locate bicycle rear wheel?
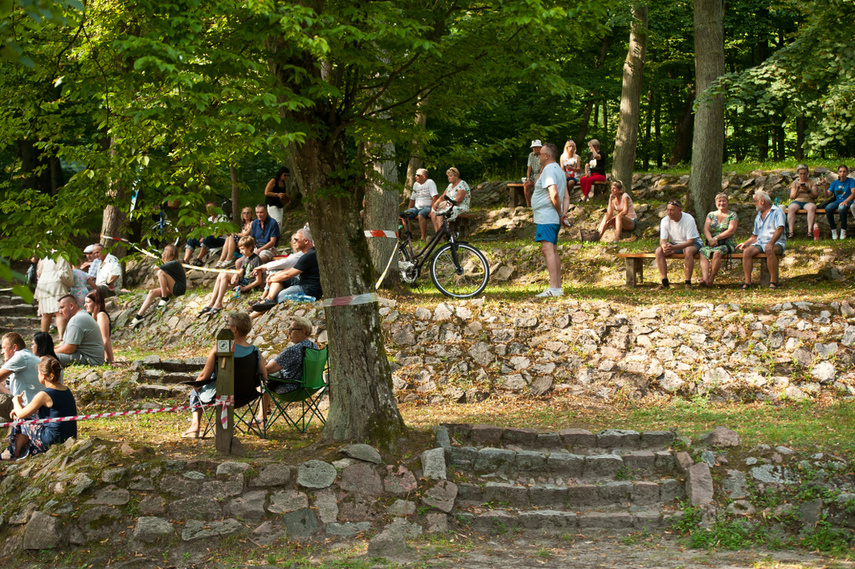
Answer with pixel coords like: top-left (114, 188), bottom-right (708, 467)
top-left (430, 243), bottom-right (489, 299)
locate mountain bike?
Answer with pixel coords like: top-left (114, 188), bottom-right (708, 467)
top-left (396, 196), bottom-right (490, 299)
top-left (129, 182), bottom-right (182, 249)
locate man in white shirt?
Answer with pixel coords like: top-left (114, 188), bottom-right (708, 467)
top-left (531, 143), bottom-right (566, 297)
top-left (87, 244), bottom-right (122, 297)
top-left (737, 191), bottom-right (786, 289)
top-left (655, 200), bottom-right (702, 290)
top-left (400, 169), bottom-right (438, 241)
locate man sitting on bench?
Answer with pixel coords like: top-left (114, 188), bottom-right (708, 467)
top-left (655, 200), bottom-right (702, 290)
top-left (737, 191), bottom-right (786, 290)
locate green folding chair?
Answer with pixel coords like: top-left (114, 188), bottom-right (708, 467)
top-left (193, 349), bottom-right (265, 439)
top-left (265, 346), bottom-right (329, 434)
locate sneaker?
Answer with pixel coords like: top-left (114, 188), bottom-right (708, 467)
top-left (130, 317), bottom-right (143, 329)
top-left (842, 229), bottom-right (847, 239)
top-left (535, 288), bottom-right (563, 297)
top-left (832, 229), bottom-right (838, 240)
top-left (157, 298), bottom-right (169, 308)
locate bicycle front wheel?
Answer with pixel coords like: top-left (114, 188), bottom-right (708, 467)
top-left (430, 243), bottom-right (490, 299)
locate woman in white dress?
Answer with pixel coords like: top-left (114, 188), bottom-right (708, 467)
top-left (33, 255), bottom-right (73, 339)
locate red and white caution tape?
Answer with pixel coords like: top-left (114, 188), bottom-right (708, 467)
top-left (0, 398), bottom-right (232, 429)
top-left (100, 234), bottom-right (237, 274)
top-left (322, 293), bottom-right (378, 307)
top-left (364, 230), bottom-right (398, 238)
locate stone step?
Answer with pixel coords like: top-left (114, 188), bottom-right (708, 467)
top-left (131, 356), bottom-right (206, 374)
top-left (456, 477), bottom-right (685, 510)
top-left (0, 294), bottom-right (28, 306)
top-left (0, 303), bottom-right (37, 316)
top-left (448, 447), bottom-right (679, 480)
top-left (133, 383), bottom-right (187, 399)
top-left (0, 315), bottom-right (42, 337)
top-left (457, 506), bottom-right (684, 533)
top-left (134, 369), bottom-right (198, 385)
top-left (444, 424), bottom-right (675, 453)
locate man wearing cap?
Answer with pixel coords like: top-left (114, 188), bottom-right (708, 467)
top-left (0, 332), bottom-right (42, 422)
top-left (82, 244), bottom-right (101, 280)
top-left (655, 200), bottom-right (702, 290)
top-left (524, 140), bottom-right (543, 207)
top-left (86, 244), bottom-right (122, 297)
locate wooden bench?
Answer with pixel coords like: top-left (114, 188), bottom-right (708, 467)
top-left (507, 182), bottom-right (526, 208)
top-left (617, 251), bottom-right (776, 287)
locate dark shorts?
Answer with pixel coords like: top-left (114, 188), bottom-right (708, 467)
top-left (401, 207), bottom-right (432, 219)
top-left (172, 281), bottom-right (186, 297)
top-left (751, 243), bottom-right (785, 255)
top-left (789, 201), bottom-right (814, 210)
top-left (535, 224), bottom-right (560, 245)
top-left (665, 238), bottom-right (703, 255)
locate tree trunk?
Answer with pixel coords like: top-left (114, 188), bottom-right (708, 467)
top-left (612, 4), bottom-right (648, 187)
top-left (641, 90), bottom-right (653, 170)
top-left (230, 163), bottom-right (240, 225)
top-left (101, 139), bottom-right (129, 257)
top-left (688, 0), bottom-right (725, 219)
top-left (654, 95), bottom-right (662, 168)
top-left (795, 116), bottom-right (805, 160)
top-left (404, 99), bottom-right (428, 196)
top-left (669, 90), bottom-right (695, 166)
top-left (365, 143), bottom-right (400, 284)
top-left (577, 36), bottom-right (611, 143)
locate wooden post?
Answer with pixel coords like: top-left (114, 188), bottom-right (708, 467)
top-left (215, 328), bottom-right (235, 454)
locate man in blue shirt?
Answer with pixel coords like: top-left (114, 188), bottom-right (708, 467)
top-left (250, 204), bottom-right (281, 262)
top-left (819, 164), bottom-right (855, 240)
top-left (737, 191), bottom-right (786, 289)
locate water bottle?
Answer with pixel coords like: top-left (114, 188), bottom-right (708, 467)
top-left (774, 197), bottom-right (779, 206)
top-left (813, 223), bottom-right (820, 240)
top-left (233, 287), bottom-right (241, 300)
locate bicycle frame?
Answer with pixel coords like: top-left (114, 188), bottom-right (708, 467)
top-left (399, 212), bottom-right (460, 275)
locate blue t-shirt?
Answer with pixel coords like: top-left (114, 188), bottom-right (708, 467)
top-left (752, 205), bottom-right (786, 251)
top-left (827, 178), bottom-right (855, 203)
top-left (250, 217), bottom-right (281, 248)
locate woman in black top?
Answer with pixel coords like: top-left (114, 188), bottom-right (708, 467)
top-left (264, 166), bottom-right (291, 228)
top-left (129, 244), bottom-right (187, 328)
top-left (579, 139), bottom-right (607, 202)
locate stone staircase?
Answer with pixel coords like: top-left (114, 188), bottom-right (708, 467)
top-left (438, 424), bottom-right (686, 533)
top-left (129, 355), bottom-right (206, 398)
top-left (0, 290), bottom-right (40, 339)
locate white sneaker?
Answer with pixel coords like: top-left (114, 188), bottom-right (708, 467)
top-left (536, 288), bottom-right (563, 297)
top-left (842, 229), bottom-right (847, 239)
top-left (832, 229), bottom-right (838, 240)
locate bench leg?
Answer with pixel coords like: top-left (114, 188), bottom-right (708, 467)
top-left (625, 258), bottom-right (642, 287)
top-left (759, 260), bottom-right (771, 287)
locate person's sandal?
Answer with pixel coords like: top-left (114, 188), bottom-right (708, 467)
top-left (769, 282), bottom-right (779, 290)
top-left (787, 232), bottom-right (795, 240)
top-left (741, 282), bottom-right (752, 290)
top-left (197, 306), bottom-right (212, 318)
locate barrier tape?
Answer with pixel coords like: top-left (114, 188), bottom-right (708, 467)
top-left (375, 245), bottom-right (400, 289)
top-left (322, 293), bottom-right (378, 307)
top-left (0, 398), bottom-right (233, 430)
top-left (364, 230), bottom-right (398, 238)
top-left (101, 234), bottom-right (238, 275)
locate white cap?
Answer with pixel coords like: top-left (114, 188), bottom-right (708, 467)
top-left (530, 140), bottom-right (543, 148)
top-left (83, 244), bottom-right (97, 254)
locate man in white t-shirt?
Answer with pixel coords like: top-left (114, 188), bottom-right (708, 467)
top-left (87, 244), bottom-right (122, 297)
top-left (655, 200), bottom-right (702, 290)
top-left (400, 169), bottom-right (439, 241)
top-left (531, 142), bottom-right (566, 297)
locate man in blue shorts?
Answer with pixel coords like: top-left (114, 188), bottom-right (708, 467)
top-left (655, 200), bottom-right (702, 290)
top-left (531, 142), bottom-right (566, 297)
top-left (737, 191), bottom-right (786, 289)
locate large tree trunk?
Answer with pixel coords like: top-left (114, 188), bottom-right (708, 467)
top-left (688, 0), bottom-right (725, 219)
top-left (101, 139), bottom-right (129, 257)
top-left (612, 4), bottom-right (648, 187)
top-left (365, 143), bottom-right (400, 283)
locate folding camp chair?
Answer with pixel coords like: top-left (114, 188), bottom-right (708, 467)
top-left (190, 349), bottom-right (266, 439)
top-left (265, 346), bottom-right (329, 434)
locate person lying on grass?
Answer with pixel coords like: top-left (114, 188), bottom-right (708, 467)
top-left (2, 356), bottom-right (77, 461)
top-left (198, 236), bottom-right (264, 319)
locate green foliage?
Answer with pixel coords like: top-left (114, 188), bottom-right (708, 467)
top-left (0, 0), bottom-right (83, 67)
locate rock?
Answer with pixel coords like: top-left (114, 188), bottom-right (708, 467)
top-left (722, 470), bottom-right (748, 499)
top-left (268, 490), bottom-right (309, 514)
top-left (217, 462), bottom-right (251, 477)
top-left (252, 521), bottom-right (286, 546)
top-left (339, 443), bottom-right (382, 464)
top-left (686, 463), bottom-right (714, 506)
top-left (421, 480), bottom-right (458, 513)
top-left (340, 462), bottom-right (383, 495)
top-left (281, 509), bottom-right (320, 538)
top-left (701, 427), bottom-right (741, 447)
top-left (85, 485), bottom-right (131, 506)
top-left (434, 303), bottom-right (454, 321)
top-left (391, 322), bottom-right (416, 346)
top-left (181, 519), bottom-right (243, 541)
top-left (726, 500), bottom-right (756, 516)
top-left (501, 374), bottom-right (527, 391)
top-left (227, 490), bottom-right (268, 521)
top-left (314, 488), bottom-right (338, 524)
top-left (810, 361), bottom-right (836, 383)
top-left (530, 376), bottom-right (553, 396)
top-left (426, 512), bottom-right (448, 533)
top-left (327, 521), bottom-right (372, 537)
top-left (133, 517), bottom-right (174, 543)
top-left (296, 460), bottom-right (337, 489)
top-left (420, 448), bottom-right (447, 481)
top-left (659, 371), bottom-right (684, 392)
top-left (675, 452), bottom-right (693, 474)
top-left (23, 512), bottom-right (59, 550)
top-left (751, 464), bottom-right (796, 484)
top-left (387, 499), bottom-right (416, 517)
top-left (367, 528), bottom-right (408, 562)
top-left (385, 465), bottom-right (419, 494)
top-left (799, 499), bottom-right (823, 526)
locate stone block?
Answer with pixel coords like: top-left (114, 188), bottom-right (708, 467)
top-left (313, 489), bottom-right (338, 524)
top-left (545, 453), bottom-right (584, 478)
top-left (421, 480), bottom-right (458, 513)
top-left (420, 448), bottom-right (447, 481)
top-left (23, 511), bottom-right (59, 550)
top-left (502, 427), bottom-right (538, 446)
top-left (514, 450), bottom-right (547, 472)
top-left (296, 460), bottom-right (337, 489)
top-left (578, 512), bottom-right (634, 529)
top-left (339, 443), bottom-right (382, 464)
top-left (133, 517), bottom-right (174, 544)
top-left (675, 451), bottom-right (693, 474)
top-left (282, 509), bottom-right (320, 539)
top-left (660, 479), bottom-right (684, 503)
top-left (536, 433), bottom-right (562, 448)
top-left (327, 521), bottom-right (371, 537)
top-left (641, 431), bottom-right (675, 448)
top-left (181, 518), bottom-right (242, 541)
top-left (449, 447), bottom-right (478, 468)
top-left (566, 484), bottom-right (601, 507)
top-left (583, 455), bottom-right (624, 479)
top-left (470, 424), bottom-right (503, 446)
top-left (518, 510), bottom-right (577, 530)
top-left (623, 450), bottom-right (656, 473)
top-left (227, 490), bottom-right (268, 521)
top-left (687, 463), bottom-right (714, 506)
top-left (655, 451), bottom-right (676, 471)
top-left (632, 482), bottom-right (660, 505)
top-left (340, 462), bottom-right (383, 495)
top-left (457, 483), bottom-right (484, 503)
top-left (443, 423), bottom-right (472, 441)
top-left (385, 465), bottom-right (419, 494)
top-left (597, 429), bottom-right (641, 449)
top-left (558, 428), bottom-right (596, 448)
top-left (633, 511), bottom-right (662, 529)
top-left (483, 482), bottom-right (528, 508)
top-left (473, 509), bottom-right (516, 532)
top-left (598, 481), bottom-right (631, 504)
top-left (426, 512), bottom-right (448, 533)
top-left (268, 490), bottom-right (309, 514)
top-left (168, 496), bottom-right (223, 520)
top-left (529, 485), bottom-right (568, 507)
top-left (387, 499), bottom-right (416, 517)
top-left (473, 448), bottom-right (516, 473)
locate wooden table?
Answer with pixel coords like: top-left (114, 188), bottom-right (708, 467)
top-left (507, 182), bottom-right (526, 208)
